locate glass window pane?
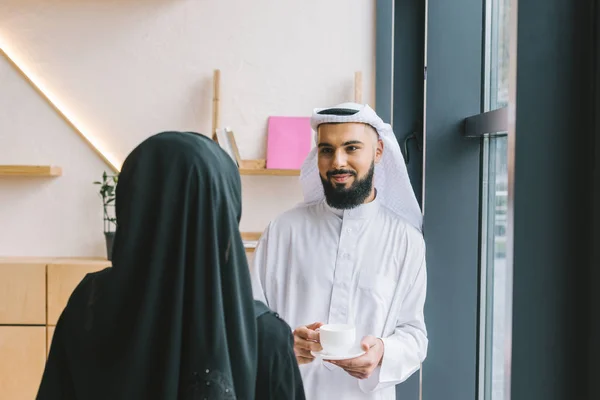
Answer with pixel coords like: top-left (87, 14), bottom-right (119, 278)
top-left (484, 0), bottom-right (510, 110)
top-left (483, 135), bottom-right (508, 400)
top-left (480, 0), bottom-right (510, 398)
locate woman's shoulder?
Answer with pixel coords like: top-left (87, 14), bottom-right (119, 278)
top-left (61, 267), bottom-right (111, 318)
top-left (258, 312), bottom-right (292, 336)
top-left (70, 268), bottom-right (110, 300)
top-left (254, 302), bottom-right (293, 346)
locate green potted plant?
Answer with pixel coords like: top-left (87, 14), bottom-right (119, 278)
top-left (94, 171), bottom-right (118, 260)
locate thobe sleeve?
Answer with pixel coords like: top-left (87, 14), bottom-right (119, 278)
top-left (250, 223), bottom-right (270, 305)
top-left (359, 239), bottom-right (428, 393)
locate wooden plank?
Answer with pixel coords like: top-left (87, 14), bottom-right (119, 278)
top-left (239, 159), bottom-right (266, 169)
top-left (0, 257), bottom-right (106, 264)
top-left (241, 232), bottom-right (262, 241)
top-left (0, 326), bottom-right (46, 400)
top-left (0, 263), bottom-right (46, 325)
top-left (49, 258), bottom-right (111, 265)
top-left (47, 262), bottom-right (111, 325)
top-left (212, 69), bottom-right (221, 141)
top-left (239, 168), bottom-right (300, 176)
top-left (227, 130), bottom-right (243, 165)
top-left (0, 165), bottom-right (62, 177)
top-left (242, 232), bottom-right (261, 253)
top-left (0, 257), bottom-right (57, 264)
top-left (354, 71), bottom-right (363, 103)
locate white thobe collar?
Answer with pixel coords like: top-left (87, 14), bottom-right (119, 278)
top-left (323, 191), bottom-right (381, 219)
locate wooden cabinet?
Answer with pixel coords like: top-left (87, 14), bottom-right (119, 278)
top-left (0, 263), bottom-right (46, 324)
top-left (0, 256), bottom-right (259, 397)
top-left (0, 327), bottom-right (46, 400)
top-left (47, 326), bottom-right (55, 357)
top-left (47, 260), bottom-right (110, 325)
top-left (0, 258), bottom-right (110, 399)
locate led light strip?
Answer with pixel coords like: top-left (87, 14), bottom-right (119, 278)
top-left (0, 44), bottom-right (121, 173)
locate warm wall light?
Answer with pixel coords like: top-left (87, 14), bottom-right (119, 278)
top-left (0, 43), bottom-right (121, 173)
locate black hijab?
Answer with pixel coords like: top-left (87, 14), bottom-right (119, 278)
top-left (37, 132), bottom-right (257, 399)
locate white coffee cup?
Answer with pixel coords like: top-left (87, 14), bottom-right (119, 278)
top-left (319, 324), bottom-right (356, 355)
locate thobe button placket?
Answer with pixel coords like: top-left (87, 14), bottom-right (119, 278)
top-left (327, 218), bottom-right (361, 325)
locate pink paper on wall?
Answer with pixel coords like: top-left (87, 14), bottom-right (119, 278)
top-left (266, 116), bottom-right (312, 169)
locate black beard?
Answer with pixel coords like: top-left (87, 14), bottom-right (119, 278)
top-left (320, 162), bottom-right (375, 209)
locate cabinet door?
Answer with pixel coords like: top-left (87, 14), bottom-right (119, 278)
top-left (47, 262), bottom-right (110, 325)
top-left (0, 326), bottom-right (46, 400)
top-left (0, 263), bottom-right (46, 324)
top-left (47, 326), bottom-right (55, 358)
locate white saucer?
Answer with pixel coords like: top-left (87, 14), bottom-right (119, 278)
top-left (311, 346), bottom-right (366, 361)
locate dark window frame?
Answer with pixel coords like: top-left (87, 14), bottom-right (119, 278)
top-left (376, 0), bottom-right (599, 399)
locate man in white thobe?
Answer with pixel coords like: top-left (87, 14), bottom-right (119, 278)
top-left (251, 103), bottom-right (427, 400)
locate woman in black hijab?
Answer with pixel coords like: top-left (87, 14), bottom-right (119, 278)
top-left (37, 131), bottom-right (303, 399)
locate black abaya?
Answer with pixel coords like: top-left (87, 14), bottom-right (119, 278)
top-left (254, 300), bottom-right (306, 400)
top-left (37, 132), bottom-right (257, 399)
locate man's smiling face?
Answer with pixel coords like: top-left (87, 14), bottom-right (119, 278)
top-left (317, 122), bottom-right (383, 209)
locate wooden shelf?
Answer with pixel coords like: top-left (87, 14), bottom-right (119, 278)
top-left (239, 168), bottom-right (300, 176)
top-left (236, 160), bottom-right (299, 176)
top-left (0, 165), bottom-right (62, 177)
top-left (241, 232), bottom-right (262, 241)
top-left (241, 232), bottom-right (261, 252)
top-left (211, 69), bottom-right (363, 180)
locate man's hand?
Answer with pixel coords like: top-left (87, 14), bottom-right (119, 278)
top-left (292, 322), bottom-right (324, 365)
top-left (328, 336), bottom-right (384, 379)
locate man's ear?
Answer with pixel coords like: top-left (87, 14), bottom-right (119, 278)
top-left (375, 139), bottom-right (384, 163)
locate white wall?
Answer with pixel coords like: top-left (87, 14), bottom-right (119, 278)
top-left (0, 0), bottom-right (375, 257)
